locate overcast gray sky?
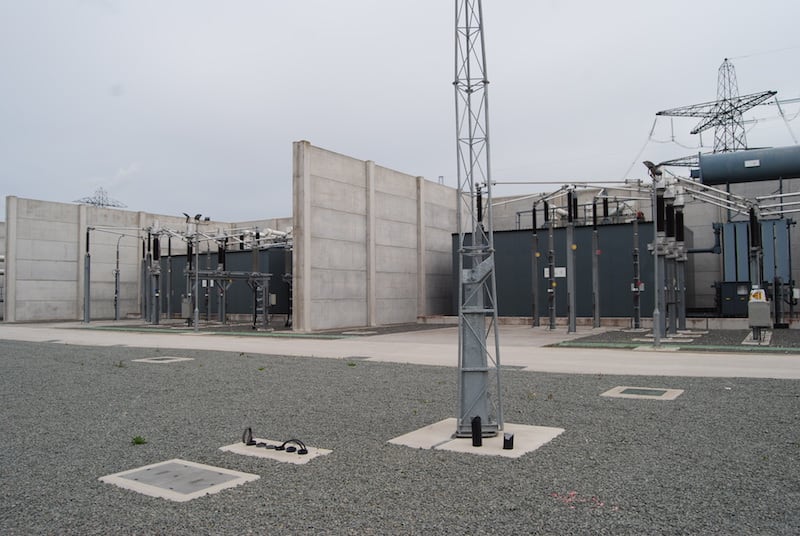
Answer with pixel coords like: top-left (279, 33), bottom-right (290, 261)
top-left (2, 0), bottom-right (799, 223)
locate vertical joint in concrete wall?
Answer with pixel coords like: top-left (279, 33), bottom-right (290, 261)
top-left (292, 141), bottom-right (312, 332)
top-left (77, 204), bottom-right (88, 321)
top-left (366, 161), bottom-right (376, 327)
top-left (4, 196), bottom-right (18, 322)
top-left (416, 177), bottom-right (426, 320)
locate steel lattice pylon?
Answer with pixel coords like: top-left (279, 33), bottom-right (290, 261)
top-left (714, 58), bottom-right (747, 152)
top-left (656, 59), bottom-right (776, 156)
top-left (454, 0), bottom-right (503, 438)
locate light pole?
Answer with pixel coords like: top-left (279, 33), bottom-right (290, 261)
top-left (187, 220), bottom-right (200, 333)
top-left (194, 231), bottom-right (200, 333)
top-left (114, 234), bottom-right (123, 321)
top-left (644, 161), bottom-right (665, 347)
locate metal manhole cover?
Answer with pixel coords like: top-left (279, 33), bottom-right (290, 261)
top-left (99, 459), bottom-right (258, 502)
top-left (132, 356), bottom-right (194, 364)
top-left (620, 388), bottom-right (667, 396)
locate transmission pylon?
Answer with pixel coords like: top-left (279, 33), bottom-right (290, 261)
top-left (454, 0), bottom-right (503, 438)
top-left (714, 58), bottom-right (747, 152)
top-left (656, 58), bottom-right (776, 164)
top-left (75, 187), bottom-right (127, 208)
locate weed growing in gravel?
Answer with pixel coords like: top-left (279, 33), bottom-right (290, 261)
top-left (131, 436), bottom-right (147, 445)
top-left (114, 360), bottom-right (126, 368)
top-left (347, 362), bottom-right (357, 367)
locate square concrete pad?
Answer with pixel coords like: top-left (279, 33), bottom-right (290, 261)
top-left (220, 438), bottom-right (332, 465)
top-left (389, 418), bottom-right (564, 458)
top-left (601, 385), bottom-right (684, 400)
top-left (99, 459), bottom-right (259, 502)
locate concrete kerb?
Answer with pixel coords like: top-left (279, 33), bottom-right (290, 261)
top-left (2, 321), bottom-right (800, 379)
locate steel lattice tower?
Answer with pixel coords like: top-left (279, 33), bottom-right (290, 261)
top-left (714, 58), bottom-right (748, 152)
top-left (656, 59), bottom-right (776, 162)
top-left (74, 187), bottom-right (127, 208)
top-left (454, 0), bottom-right (503, 438)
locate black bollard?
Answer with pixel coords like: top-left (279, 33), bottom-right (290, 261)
top-left (471, 416), bottom-right (482, 447)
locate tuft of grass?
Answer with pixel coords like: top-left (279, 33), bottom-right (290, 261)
top-left (131, 436), bottom-right (147, 445)
top-left (347, 362), bottom-right (357, 367)
top-left (114, 360), bottom-right (126, 368)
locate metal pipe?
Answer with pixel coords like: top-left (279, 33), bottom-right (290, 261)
top-left (685, 191), bottom-right (749, 214)
top-left (194, 234), bottom-right (199, 332)
top-left (632, 217), bottom-right (640, 328)
top-left (531, 203), bottom-right (539, 327)
top-left (83, 228), bottom-right (91, 324)
top-left (114, 235), bottom-right (122, 321)
top-left (592, 227), bottom-right (600, 328)
top-left (566, 220), bottom-right (576, 333)
top-left (547, 217), bottom-right (556, 330)
top-left (166, 237), bottom-right (172, 320)
top-left (758, 199), bottom-right (800, 210)
top-left (674, 175), bottom-right (750, 203)
top-left (152, 236), bottom-right (160, 325)
top-left (756, 190), bottom-right (800, 201)
top-left (652, 184), bottom-right (661, 347)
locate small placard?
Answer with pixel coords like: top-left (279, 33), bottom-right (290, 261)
top-left (744, 159), bottom-right (761, 168)
top-left (543, 267), bottom-right (566, 278)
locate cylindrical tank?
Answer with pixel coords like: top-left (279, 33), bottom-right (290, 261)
top-left (699, 145), bottom-right (800, 185)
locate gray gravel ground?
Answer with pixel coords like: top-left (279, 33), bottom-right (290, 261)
top-left (1, 340), bottom-right (798, 535)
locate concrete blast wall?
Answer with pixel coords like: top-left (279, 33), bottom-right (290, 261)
top-left (4, 196), bottom-right (142, 322)
top-left (3, 195), bottom-right (291, 323)
top-left (292, 141), bottom-right (456, 331)
top-left (0, 221), bottom-right (5, 319)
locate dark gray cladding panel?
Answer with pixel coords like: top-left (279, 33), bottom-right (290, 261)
top-left (699, 145), bottom-right (800, 185)
top-left (453, 222), bottom-right (656, 318)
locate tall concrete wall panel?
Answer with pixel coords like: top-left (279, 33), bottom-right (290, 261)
top-left (310, 270), bottom-right (367, 300)
top-left (4, 195), bottom-right (284, 322)
top-left (310, 237), bottom-right (367, 270)
top-left (292, 141), bottom-right (457, 331)
top-left (0, 221), bottom-right (5, 320)
top-left (311, 208), bottom-right (366, 242)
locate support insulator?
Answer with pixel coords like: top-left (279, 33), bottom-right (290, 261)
top-left (567, 191), bottom-right (574, 223)
top-left (572, 196), bottom-right (579, 223)
top-left (218, 241), bottom-right (226, 270)
top-left (666, 204), bottom-right (675, 238)
top-left (749, 207), bottom-right (761, 248)
top-left (656, 195), bottom-right (665, 233)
